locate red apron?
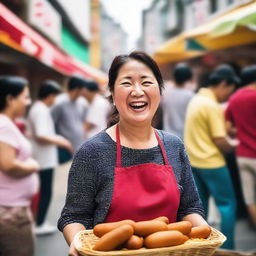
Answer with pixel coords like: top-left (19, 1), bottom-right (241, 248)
top-left (104, 126), bottom-right (180, 223)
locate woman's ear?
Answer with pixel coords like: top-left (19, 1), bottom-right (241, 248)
top-left (111, 93), bottom-right (115, 106)
top-left (6, 94), bottom-right (13, 105)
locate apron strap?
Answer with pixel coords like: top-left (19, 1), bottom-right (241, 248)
top-left (116, 125), bottom-right (122, 167)
top-left (115, 125), bottom-right (170, 167)
top-left (154, 130), bottom-right (170, 166)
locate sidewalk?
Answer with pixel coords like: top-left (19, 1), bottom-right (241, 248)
top-left (35, 162), bottom-right (256, 256)
top-left (35, 161), bottom-right (70, 256)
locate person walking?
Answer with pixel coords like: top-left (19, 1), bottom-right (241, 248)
top-left (28, 80), bottom-right (73, 235)
top-left (162, 63), bottom-right (194, 139)
top-left (0, 76), bottom-right (39, 256)
top-left (51, 76), bottom-right (88, 163)
top-left (184, 64), bottom-right (239, 249)
top-left (225, 65), bottom-right (256, 228)
top-left (81, 79), bottom-right (111, 139)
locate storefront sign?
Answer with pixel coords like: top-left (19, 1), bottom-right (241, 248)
top-left (27, 0), bottom-right (61, 44)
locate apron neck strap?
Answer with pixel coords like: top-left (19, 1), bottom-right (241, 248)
top-left (154, 129), bottom-right (170, 165)
top-left (115, 125), bottom-right (170, 167)
top-left (116, 124), bottom-right (122, 167)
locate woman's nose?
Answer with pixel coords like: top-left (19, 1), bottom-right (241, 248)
top-left (131, 84), bottom-right (144, 96)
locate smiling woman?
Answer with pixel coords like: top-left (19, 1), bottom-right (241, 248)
top-left (108, 52), bottom-right (163, 132)
top-left (57, 51), bottom-right (207, 256)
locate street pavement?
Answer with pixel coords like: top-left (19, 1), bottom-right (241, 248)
top-left (35, 162), bottom-right (256, 256)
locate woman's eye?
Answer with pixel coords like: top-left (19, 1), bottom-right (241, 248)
top-left (142, 81), bottom-right (153, 86)
top-left (120, 82), bottom-right (131, 86)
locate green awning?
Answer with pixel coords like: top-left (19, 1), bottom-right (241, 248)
top-left (211, 2), bottom-right (256, 37)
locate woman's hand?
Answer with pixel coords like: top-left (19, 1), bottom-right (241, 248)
top-left (68, 241), bottom-right (80, 256)
top-left (25, 157), bottom-right (40, 172)
top-left (63, 223), bottom-right (86, 256)
top-left (182, 213), bottom-right (208, 227)
top-left (55, 135), bottom-right (74, 154)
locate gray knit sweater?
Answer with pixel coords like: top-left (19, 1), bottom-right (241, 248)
top-left (57, 130), bottom-right (204, 231)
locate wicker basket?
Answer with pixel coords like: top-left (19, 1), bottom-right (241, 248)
top-left (74, 228), bottom-right (226, 256)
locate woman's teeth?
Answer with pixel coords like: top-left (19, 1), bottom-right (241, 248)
top-left (129, 102), bottom-right (148, 109)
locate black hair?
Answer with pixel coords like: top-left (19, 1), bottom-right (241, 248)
top-left (208, 76), bottom-right (235, 87)
top-left (0, 76), bottom-right (28, 111)
top-left (173, 63), bottom-right (193, 85)
top-left (208, 64), bottom-right (240, 87)
top-left (241, 65), bottom-right (256, 86)
top-left (108, 51), bottom-right (164, 94)
top-left (107, 51), bottom-right (164, 126)
top-left (83, 80), bottom-right (99, 92)
top-left (38, 80), bottom-right (62, 99)
top-left (68, 76), bottom-right (87, 91)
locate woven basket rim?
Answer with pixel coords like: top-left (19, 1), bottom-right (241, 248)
top-left (74, 227), bottom-right (226, 256)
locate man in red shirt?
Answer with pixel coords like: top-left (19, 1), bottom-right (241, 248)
top-left (225, 65), bottom-right (256, 228)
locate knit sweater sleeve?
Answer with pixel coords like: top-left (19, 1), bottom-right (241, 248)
top-left (176, 142), bottom-right (205, 220)
top-left (57, 143), bottom-right (98, 231)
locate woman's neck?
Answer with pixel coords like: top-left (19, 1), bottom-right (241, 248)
top-left (0, 109), bottom-right (15, 121)
top-left (116, 121), bottom-right (158, 149)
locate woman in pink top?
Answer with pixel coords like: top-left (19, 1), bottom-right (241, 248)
top-left (0, 76), bottom-right (39, 256)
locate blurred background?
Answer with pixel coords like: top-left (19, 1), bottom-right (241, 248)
top-left (1, 0), bottom-right (256, 92)
top-left (0, 0), bottom-right (256, 255)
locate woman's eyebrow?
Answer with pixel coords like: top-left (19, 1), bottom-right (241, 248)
top-left (120, 76), bottom-right (132, 80)
top-left (141, 75), bottom-right (153, 79)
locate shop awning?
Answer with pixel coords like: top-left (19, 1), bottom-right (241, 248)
top-left (185, 1), bottom-right (256, 51)
top-left (154, 34), bottom-right (204, 64)
top-left (0, 3), bottom-right (107, 85)
top-left (154, 1), bottom-right (256, 63)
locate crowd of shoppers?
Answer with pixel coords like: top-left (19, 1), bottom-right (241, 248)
top-left (0, 74), bottom-right (111, 254)
top-left (27, 80), bottom-right (73, 234)
top-left (161, 62), bottom-right (256, 249)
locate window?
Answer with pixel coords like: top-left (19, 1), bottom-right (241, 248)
top-left (209, 0), bottom-right (217, 13)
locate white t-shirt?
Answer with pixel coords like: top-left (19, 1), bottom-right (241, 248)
top-left (28, 101), bottom-right (58, 169)
top-left (86, 94), bottom-right (111, 139)
top-left (162, 86), bottom-right (194, 139)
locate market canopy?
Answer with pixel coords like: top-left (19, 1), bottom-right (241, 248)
top-left (154, 1), bottom-right (256, 64)
top-left (185, 1), bottom-right (256, 51)
top-left (0, 3), bottom-right (107, 86)
top-left (154, 34), bottom-right (204, 64)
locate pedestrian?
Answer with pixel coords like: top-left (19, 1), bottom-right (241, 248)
top-left (184, 64), bottom-right (239, 249)
top-left (225, 65), bottom-right (256, 228)
top-left (51, 76), bottom-right (88, 163)
top-left (81, 79), bottom-right (111, 139)
top-left (162, 63), bottom-right (194, 139)
top-left (57, 51), bottom-right (207, 256)
top-left (0, 76), bottom-right (39, 256)
top-left (27, 80), bottom-right (73, 235)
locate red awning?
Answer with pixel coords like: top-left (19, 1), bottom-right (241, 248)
top-left (0, 3), bottom-right (107, 85)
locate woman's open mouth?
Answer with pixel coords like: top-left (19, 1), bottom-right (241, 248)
top-left (129, 102), bottom-right (148, 110)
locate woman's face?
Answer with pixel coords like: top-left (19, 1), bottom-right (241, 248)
top-left (112, 60), bottom-right (160, 125)
top-left (9, 86), bottom-right (31, 117)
